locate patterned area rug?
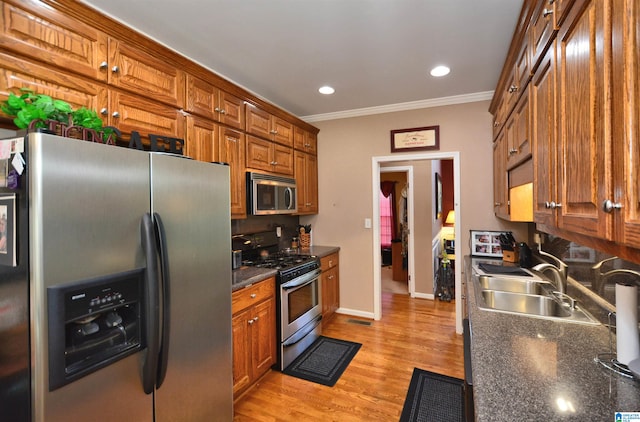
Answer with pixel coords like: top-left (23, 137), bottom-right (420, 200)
top-left (399, 368), bottom-right (465, 422)
top-left (282, 336), bottom-right (361, 387)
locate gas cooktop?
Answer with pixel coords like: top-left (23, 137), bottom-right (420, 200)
top-left (243, 252), bottom-right (316, 270)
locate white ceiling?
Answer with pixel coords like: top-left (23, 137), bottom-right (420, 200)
top-left (80, 0), bottom-right (523, 121)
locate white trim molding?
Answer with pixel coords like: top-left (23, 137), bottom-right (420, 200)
top-left (302, 91), bottom-right (494, 122)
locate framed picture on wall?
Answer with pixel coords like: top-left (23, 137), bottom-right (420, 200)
top-left (390, 126), bottom-right (440, 152)
top-left (470, 230), bottom-right (506, 258)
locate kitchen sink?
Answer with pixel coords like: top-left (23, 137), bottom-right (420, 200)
top-left (480, 290), bottom-right (571, 317)
top-left (477, 275), bottom-right (552, 294)
top-left (473, 272), bottom-right (600, 325)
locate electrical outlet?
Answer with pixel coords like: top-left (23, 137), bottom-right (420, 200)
top-left (276, 226), bottom-right (282, 237)
top-left (364, 218), bottom-right (372, 229)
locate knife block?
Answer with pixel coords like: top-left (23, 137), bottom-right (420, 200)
top-left (502, 249), bottom-right (519, 263)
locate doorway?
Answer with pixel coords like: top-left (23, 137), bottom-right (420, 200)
top-left (380, 167), bottom-right (412, 296)
top-left (372, 152), bottom-right (462, 334)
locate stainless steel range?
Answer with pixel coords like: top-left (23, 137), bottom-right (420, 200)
top-left (234, 232), bottom-right (322, 370)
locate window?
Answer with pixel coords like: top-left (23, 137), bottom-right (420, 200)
top-left (380, 191), bottom-right (393, 247)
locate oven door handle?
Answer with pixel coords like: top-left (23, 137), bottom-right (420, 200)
top-left (282, 314), bottom-right (323, 347)
top-left (281, 268), bottom-right (321, 290)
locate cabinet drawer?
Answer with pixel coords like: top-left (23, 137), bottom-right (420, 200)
top-left (232, 277), bottom-right (275, 314)
top-left (320, 253), bottom-right (339, 271)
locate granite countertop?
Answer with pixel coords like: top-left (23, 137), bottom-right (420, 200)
top-left (465, 256), bottom-right (640, 421)
top-left (231, 245), bottom-right (340, 291)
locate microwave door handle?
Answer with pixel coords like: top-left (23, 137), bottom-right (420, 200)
top-left (285, 187), bottom-right (293, 209)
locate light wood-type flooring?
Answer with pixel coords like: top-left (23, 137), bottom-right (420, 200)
top-left (233, 292), bottom-right (464, 421)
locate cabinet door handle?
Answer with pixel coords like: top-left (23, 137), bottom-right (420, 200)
top-left (112, 66), bottom-right (120, 73)
top-left (543, 8), bottom-right (553, 17)
top-left (248, 319), bottom-right (254, 325)
top-left (602, 199), bottom-right (622, 213)
top-left (270, 130), bottom-right (278, 135)
top-left (494, 202), bottom-right (502, 206)
top-left (112, 111), bottom-right (120, 118)
top-left (508, 148), bottom-right (518, 155)
top-left (508, 85), bottom-right (518, 93)
top-left (250, 293), bottom-right (257, 298)
top-left (220, 109), bottom-right (226, 114)
top-left (214, 107), bottom-right (221, 112)
top-left (99, 61), bottom-right (108, 69)
top-left (100, 108), bottom-right (108, 116)
top-left (253, 316), bottom-right (259, 322)
top-left (493, 121), bottom-right (501, 127)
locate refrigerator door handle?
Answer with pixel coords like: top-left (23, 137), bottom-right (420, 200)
top-left (153, 212), bottom-right (171, 389)
top-left (141, 213), bottom-right (160, 394)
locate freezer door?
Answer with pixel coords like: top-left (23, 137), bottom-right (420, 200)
top-left (29, 134), bottom-right (153, 422)
top-left (150, 154), bottom-right (232, 421)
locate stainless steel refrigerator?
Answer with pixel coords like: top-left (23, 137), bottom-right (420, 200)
top-left (0, 132), bottom-right (233, 421)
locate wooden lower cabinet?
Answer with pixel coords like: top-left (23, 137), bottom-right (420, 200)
top-left (232, 277), bottom-right (276, 398)
top-left (321, 253), bottom-right (339, 322)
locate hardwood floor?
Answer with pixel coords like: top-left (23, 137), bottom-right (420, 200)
top-left (233, 292), bottom-right (464, 421)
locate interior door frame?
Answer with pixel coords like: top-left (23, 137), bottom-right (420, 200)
top-left (379, 166), bottom-right (415, 296)
top-left (372, 151), bottom-right (462, 334)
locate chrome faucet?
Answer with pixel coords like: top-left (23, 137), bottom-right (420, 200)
top-left (532, 246), bottom-right (568, 294)
top-left (591, 256), bottom-right (640, 296)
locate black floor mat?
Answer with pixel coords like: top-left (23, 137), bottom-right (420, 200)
top-left (282, 336), bottom-right (361, 387)
top-left (399, 368), bottom-right (465, 422)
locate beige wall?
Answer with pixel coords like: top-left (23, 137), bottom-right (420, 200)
top-left (301, 100), bottom-right (528, 316)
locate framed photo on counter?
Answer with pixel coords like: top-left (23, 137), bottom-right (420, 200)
top-left (470, 230), bottom-right (505, 258)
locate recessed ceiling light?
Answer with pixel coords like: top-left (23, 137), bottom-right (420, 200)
top-left (430, 66), bottom-right (450, 77)
top-left (318, 86), bottom-right (335, 95)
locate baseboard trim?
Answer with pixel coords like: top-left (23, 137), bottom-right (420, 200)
top-left (413, 292), bottom-right (435, 300)
top-left (335, 307), bottom-right (375, 319)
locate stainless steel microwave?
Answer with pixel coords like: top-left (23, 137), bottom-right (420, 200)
top-left (247, 172), bottom-right (297, 215)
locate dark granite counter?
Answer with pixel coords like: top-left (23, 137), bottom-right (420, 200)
top-left (232, 267), bottom-right (277, 291)
top-left (465, 256), bottom-right (640, 421)
top-left (231, 245), bottom-right (340, 291)
top-left (301, 245), bottom-right (340, 258)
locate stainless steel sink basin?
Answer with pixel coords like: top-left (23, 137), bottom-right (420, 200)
top-left (473, 272), bottom-right (601, 325)
top-left (477, 275), bottom-right (553, 294)
top-left (480, 290), bottom-right (571, 317)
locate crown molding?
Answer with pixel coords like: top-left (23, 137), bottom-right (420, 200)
top-left (301, 91), bottom-right (494, 123)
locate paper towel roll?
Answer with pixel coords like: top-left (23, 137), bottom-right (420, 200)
top-left (616, 282), bottom-right (640, 365)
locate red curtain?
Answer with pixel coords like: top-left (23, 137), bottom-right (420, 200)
top-left (380, 181), bottom-right (397, 240)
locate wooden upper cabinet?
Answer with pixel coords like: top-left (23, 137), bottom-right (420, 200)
top-left (506, 87), bottom-right (531, 169)
top-left (219, 126), bottom-right (246, 218)
top-left (493, 133), bottom-right (509, 219)
top-left (530, 0), bottom-right (557, 70)
top-left (555, 0), bottom-right (611, 239)
top-left (532, 43), bottom-right (557, 227)
top-left (294, 150), bottom-right (318, 215)
top-left (107, 39), bottom-right (185, 108)
top-left (616, 0), bottom-right (640, 247)
top-left (492, 96), bottom-right (506, 140)
top-left (0, 1), bottom-right (108, 82)
top-left (245, 104), bottom-right (293, 146)
top-left (294, 126), bottom-right (318, 154)
top-left (108, 90), bottom-right (185, 151)
top-left (246, 135), bottom-right (293, 176)
top-left (186, 74), bottom-right (244, 129)
top-left (0, 51), bottom-right (106, 113)
top-left (185, 115), bottom-right (219, 162)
